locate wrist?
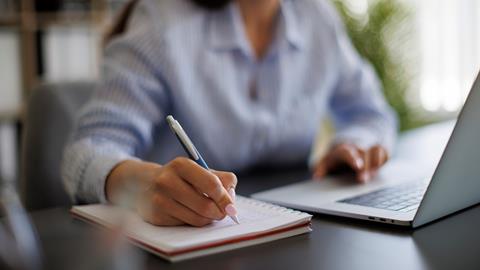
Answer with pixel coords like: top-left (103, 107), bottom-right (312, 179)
top-left (105, 159), bottom-right (161, 204)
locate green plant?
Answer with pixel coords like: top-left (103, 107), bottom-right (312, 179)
top-left (334, 0), bottom-right (425, 130)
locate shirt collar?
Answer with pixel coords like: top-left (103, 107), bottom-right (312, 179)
top-left (207, 3), bottom-right (251, 54)
top-left (207, 0), bottom-right (305, 55)
top-left (280, 0), bottom-right (306, 51)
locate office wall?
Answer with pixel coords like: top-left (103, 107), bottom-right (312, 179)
top-left (43, 25), bottom-right (100, 82)
top-left (0, 29), bottom-right (22, 116)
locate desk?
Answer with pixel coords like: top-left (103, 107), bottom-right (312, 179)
top-left (22, 121), bottom-right (480, 269)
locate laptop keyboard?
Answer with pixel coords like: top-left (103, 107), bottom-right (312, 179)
top-left (339, 181), bottom-right (428, 212)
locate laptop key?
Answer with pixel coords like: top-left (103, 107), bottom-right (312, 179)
top-left (339, 182), bottom-right (427, 212)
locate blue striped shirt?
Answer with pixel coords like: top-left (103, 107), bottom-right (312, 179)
top-left (61, 0), bottom-right (397, 203)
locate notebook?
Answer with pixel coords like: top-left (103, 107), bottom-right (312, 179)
top-left (71, 196), bottom-right (312, 262)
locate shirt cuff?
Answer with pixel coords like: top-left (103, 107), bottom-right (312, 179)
top-left (62, 138), bottom-right (140, 204)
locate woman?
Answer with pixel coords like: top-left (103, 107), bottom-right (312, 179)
top-left (62, 0), bottom-right (397, 226)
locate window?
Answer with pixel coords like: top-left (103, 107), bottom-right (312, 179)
top-left (417, 0), bottom-right (480, 112)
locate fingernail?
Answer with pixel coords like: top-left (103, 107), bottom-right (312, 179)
top-left (360, 172), bottom-right (370, 182)
top-left (225, 204), bottom-right (238, 216)
top-left (228, 188), bottom-right (236, 201)
top-left (356, 158), bottom-right (364, 170)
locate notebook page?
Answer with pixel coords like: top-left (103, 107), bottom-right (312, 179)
top-left (72, 196), bottom-right (312, 252)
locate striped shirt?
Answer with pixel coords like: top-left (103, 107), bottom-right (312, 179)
top-left (61, 0), bottom-right (397, 203)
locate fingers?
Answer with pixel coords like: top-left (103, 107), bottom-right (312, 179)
top-left (143, 212), bottom-right (183, 226)
top-left (211, 170), bottom-right (237, 190)
top-left (169, 158), bottom-right (234, 214)
top-left (161, 197), bottom-right (213, 227)
top-left (146, 195), bottom-right (213, 227)
top-left (312, 159), bottom-right (328, 179)
top-left (370, 145), bottom-right (388, 170)
top-left (359, 145), bottom-right (389, 183)
top-left (313, 144), bottom-right (364, 180)
top-left (312, 143), bottom-right (389, 184)
top-left (137, 196), bottom-right (183, 226)
top-left (358, 149), bottom-right (370, 183)
top-left (154, 173), bottom-right (224, 220)
top-left (211, 170), bottom-right (238, 201)
top-left (134, 158), bottom-right (239, 227)
top-left (334, 144), bottom-right (364, 173)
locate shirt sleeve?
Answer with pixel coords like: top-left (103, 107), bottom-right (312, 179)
top-left (327, 7), bottom-right (398, 155)
top-left (61, 1), bottom-right (170, 203)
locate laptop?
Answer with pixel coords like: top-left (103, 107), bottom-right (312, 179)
top-left (252, 72), bottom-right (480, 228)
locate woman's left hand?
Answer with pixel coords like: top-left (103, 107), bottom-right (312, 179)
top-left (313, 143), bottom-right (389, 183)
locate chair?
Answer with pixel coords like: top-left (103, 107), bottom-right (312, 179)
top-left (20, 1), bottom-right (143, 211)
top-left (21, 82), bottom-right (94, 210)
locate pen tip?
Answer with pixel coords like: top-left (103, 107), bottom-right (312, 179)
top-left (231, 215), bottom-right (240, 224)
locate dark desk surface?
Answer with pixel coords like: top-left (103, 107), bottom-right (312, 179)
top-left (25, 121), bottom-right (480, 269)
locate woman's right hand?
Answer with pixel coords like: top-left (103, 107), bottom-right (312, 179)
top-left (105, 157), bottom-right (237, 227)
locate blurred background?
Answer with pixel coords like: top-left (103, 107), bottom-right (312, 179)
top-left (0, 0), bottom-right (479, 193)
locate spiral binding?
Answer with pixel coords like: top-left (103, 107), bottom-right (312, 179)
top-left (238, 196), bottom-right (305, 216)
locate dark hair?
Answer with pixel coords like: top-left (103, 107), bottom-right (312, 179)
top-left (104, 0), bottom-right (139, 46)
top-left (190, 0), bottom-right (232, 10)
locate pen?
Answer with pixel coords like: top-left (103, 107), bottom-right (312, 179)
top-left (166, 115), bottom-right (240, 224)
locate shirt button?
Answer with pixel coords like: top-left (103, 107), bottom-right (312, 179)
top-left (249, 79), bottom-right (258, 101)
